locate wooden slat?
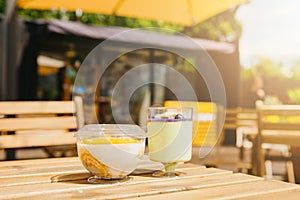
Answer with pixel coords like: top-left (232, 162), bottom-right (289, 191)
top-left (260, 105), bottom-right (300, 115)
top-left (6, 173), bottom-right (258, 200)
top-left (0, 157), bottom-right (80, 173)
top-left (0, 164), bottom-right (215, 183)
top-left (0, 168), bottom-right (236, 200)
top-left (0, 132), bottom-right (76, 148)
top-left (0, 98), bottom-right (84, 158)
top-left (237, 188), bottom-right (300, 200)
top-left (262, 130), bottom-right (300, 146)
top-left (0, 101), bottom-right (75, 115)
top-left (226, 108), bottom-right (257, 114)
top-left (128, 180), bottom-right (300, 200)
top-left (223, 124), bottom-right (238, 129)
top-left (1, 157), bottom-right (299, 200)
top-left (0, 156), bottom-right (163, 174)
top-left (0, 165), bottom-right (206, 188)
top-left (0, 157), bottom-right (160, 178)
top-left (223, 108), bottom-right (257, 130)
top-left (0, 168), bottom-right (88, 187)
top-left (0, 157), bottom-right (79, 167)
top-left (0, 172), bottom-right (92, 187)
top-left (262, 122), bottom-right (300, 131)
top-left (0, 116), bottom-right (77, 131)
top-left (0, 158), bottom-right (201, 186)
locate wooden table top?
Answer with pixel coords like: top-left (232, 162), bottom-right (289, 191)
top-left (1, 156), bottom-right (300, 200)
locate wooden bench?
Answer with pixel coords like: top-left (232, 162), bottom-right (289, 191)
top-left (0, 96), bottom-right (84, 160)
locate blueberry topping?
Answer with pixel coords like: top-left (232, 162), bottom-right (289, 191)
top-left (174, 114), bottom-right (184, 119)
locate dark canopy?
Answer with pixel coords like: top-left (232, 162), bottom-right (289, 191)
top-left (22, 19), bottom-right (235, 61)
top-left (17, 19), bottom-right (240, 107)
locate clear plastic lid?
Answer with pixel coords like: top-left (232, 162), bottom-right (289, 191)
top-left (74, 124), bottom-right (146, 140)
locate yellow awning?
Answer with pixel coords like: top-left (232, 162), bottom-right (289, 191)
top-left (17, 0), bottom-right (249, 26)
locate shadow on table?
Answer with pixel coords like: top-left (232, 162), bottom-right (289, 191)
top-left (50, 168), bottom-right (163, 185)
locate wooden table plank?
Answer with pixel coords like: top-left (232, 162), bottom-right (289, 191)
top-left (1, 157), bottom-right (299, 200)
top-left (0, 163), bottom-right (188, 187)
top-left (0, 157), bottom-right (79, 168)
top-left (0, 157), bottom-right (81, 174)
top-left (0, 172), bottom-right (90, 187)
top-left (128, 180), bottom-right (300, 200)
top-left (0, 167), bottom-right (231, 199)
top-left (0, 156), bottom-right (200, 173)
top-left (0, 156), bottom-right (163, 173)
top-left (0, 164), bottom-right (87, 178)
top-left (233, 188), bottom-right (300, 200)
top-left (0, 156), bottom-right (162, 177)
top-left (2, 174), bottom-right (261, 199)
top-left (0, 157), bottom-right (204, 186)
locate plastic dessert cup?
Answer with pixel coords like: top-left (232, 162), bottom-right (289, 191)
top-left (147, 107), bottom-right (193, 177)
top-left (75, 124), bottom-right (146, 183)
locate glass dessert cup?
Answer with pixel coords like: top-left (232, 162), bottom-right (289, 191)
top-left (75, 124), bottom-right (146, 183)
top-left (147, 107), bottom-right (193, 177)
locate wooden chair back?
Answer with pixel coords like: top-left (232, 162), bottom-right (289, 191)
top-left (257, 105), bottom-right (300, 145)
top-left (0, 96), bottom-right (84, 150)
top-left (255, 105), bottom-right (300, 176)
top-left (223, 108), bottom-right (257, 149)
top-left (223, 108), bottom-right (257, 130)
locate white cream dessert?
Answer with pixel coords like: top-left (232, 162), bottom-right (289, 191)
top-left (147, 112), bottom-right (192, 164)
top-left (77, 137), bottom-right (145, 179)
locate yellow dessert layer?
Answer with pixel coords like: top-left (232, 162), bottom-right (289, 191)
top-left (82, 137), bottom-right (142, 144)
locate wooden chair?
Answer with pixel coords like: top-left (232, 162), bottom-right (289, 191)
top-left (0, 96), bottom-right (84, 160)
top-left (254, 105), bottom-right (300, 183)
top-left (164, 101), bottom-right (255, 171)
top-left (223, 108), bottom-right (257, 160)
top-left (199, 107), bottom-right (256, 172)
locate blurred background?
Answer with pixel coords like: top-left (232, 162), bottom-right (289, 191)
top-left (1, 0), bottom-right (300, 138)
top-left (1, 0), bottom-right (300, 182)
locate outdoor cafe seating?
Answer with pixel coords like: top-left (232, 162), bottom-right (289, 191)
top-left (1, 97), bottom-right (300, 183)
top-left (0, 96), bottom-right (84, 160)
top-left (220, 105), bottom-right (300, 183)
top-left (1, 101), bottom-right (300, 199)
top-left (157, 103), bottom-right (297, 183)
top-left (252, 105), bottom-right (300, 183)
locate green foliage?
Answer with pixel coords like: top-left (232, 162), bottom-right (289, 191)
top-left (287, 88), bottom-right (300, 104)
top-left (17, 7), bottom-right (241, 42)
top-left (241, 57), bottom-right (300, 82)
top-left (174, 58), bottom-right (196, 72)
top-left (0, 0), bottom-right (5, 14)
top-left (183, 9), bottom-right (242, 42)
top-left (241, 57), bottom-right (286, 80)
top-left (18, 9), bottom-right (78, 20)
top-left (253, 57), bottom-right (285, 78)
top-left (18, 9), bottom-right (184, 33)
top-left (263, 95), bottom-right (282, 105)
top-left (94, 15), bottom-right (184, 31)
top-left (241, 67), bottom-right (254, 80)
top-left (290, 59), bottom-right (300, 80)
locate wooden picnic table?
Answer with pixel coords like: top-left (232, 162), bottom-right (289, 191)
top-left (0, 156), bottom-right (300, 200)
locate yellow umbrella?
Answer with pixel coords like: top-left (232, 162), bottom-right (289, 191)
top-left (17, 0), bottom-right (249, 26)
